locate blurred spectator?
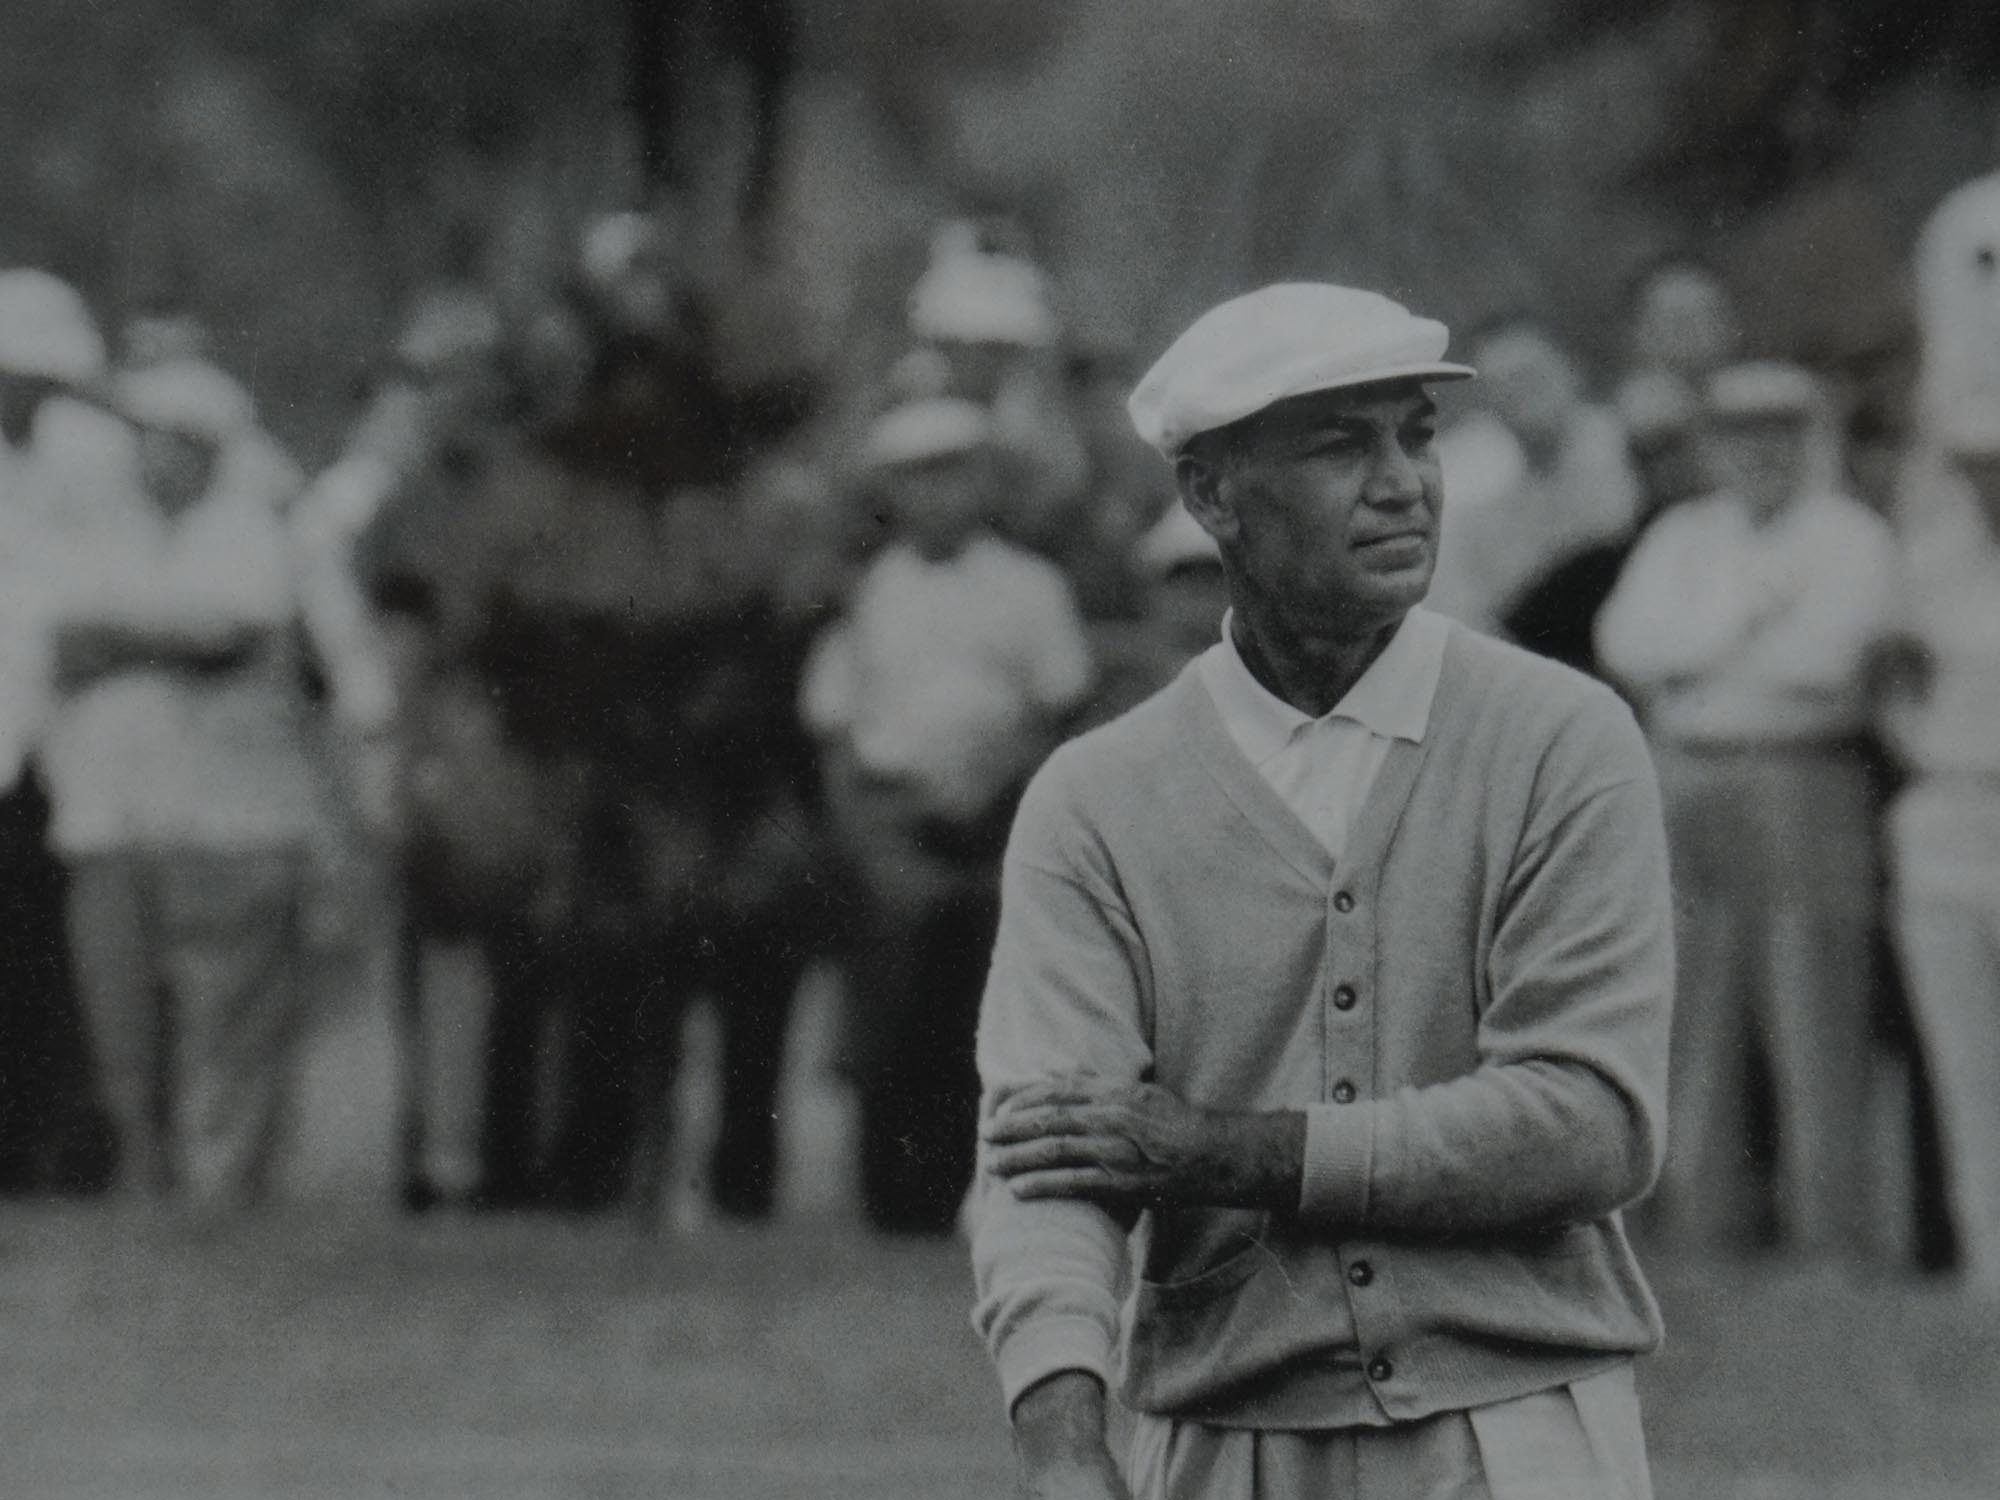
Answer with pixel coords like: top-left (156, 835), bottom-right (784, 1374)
top-left (1879, 405), bottom-right (2000, 1295)
top-left (367, 212), bottom-right (827, 1219)
top-left (0, 269), bottom-right (117, 1194)
top-left (804, 397), bottom-right (1092, 1234)
top-left (44, 358), bottom-right (322, 1212)
top-left (908, 223), bottom-right (1093, 564)
top-left (1614, 256), bottom-right (1744, 520)
top-left (1596, 361), bottom-right (1901, 1259)
top-left (1428, 315), bottom-right (1640, 640)
top-left (1080, 502), bottom-right (1227, 727)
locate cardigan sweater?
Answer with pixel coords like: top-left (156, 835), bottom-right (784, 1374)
top-left (970, 621), bottom-right (1673, 1429)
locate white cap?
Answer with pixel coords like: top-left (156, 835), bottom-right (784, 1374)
top-left (859, 397), bottom-right (991, 471)
top-left (909, 251), bottom-right (1059, 348)
top-left (116, 358), bottom-right (255, 440)
top-left (0, 269), bottom-right (106, 383)
top-left (1134, 503), bottom-right (1221, 576)
top-left (1706, 361), bottom-right (1819, 422)
top-left (1128, 283), bottom-right (1473, 457)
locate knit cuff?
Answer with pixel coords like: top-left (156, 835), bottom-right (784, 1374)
top-left (1298, 1101), bottom-right (1375, 1227)
top-left (996, 1314), bottom-right (1117, 1419)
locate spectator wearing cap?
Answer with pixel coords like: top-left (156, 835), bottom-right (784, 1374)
top-left (42, 357), bottom-right (321, 1211)
top-left (804, 395), bottom-right (1093, 1235)
top-left (1427, 315), bottom-right (1640, 644)
top-left (1877, 404), bottom-right (2000, 1295)
top-left (908, 224), bottom-right (1093, 567)
top-left (0, 269), bottom-right (125, 1193)
top-left (1596, 360), bottom-right (1902, 1260)
top-left (973, 283), bottom-right (1670, 1500)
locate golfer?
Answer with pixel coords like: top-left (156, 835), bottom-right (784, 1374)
top-left (971, 283), bottom-right (1673, 1500)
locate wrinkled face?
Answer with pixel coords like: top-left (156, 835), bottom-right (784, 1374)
top-left (138, 427), bottom-right (218, 516)
top-left (1476, 327), bottom-right (1580, 448)
top-left (1180, 381), bottom-right (1442, 637)
top-left (1704, 416), bottom-right (1806, 519)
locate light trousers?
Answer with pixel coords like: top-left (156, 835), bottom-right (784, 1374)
top-left (1890, 783), bottom-right (2000, 1289)
top-left (1648, 744), bottom-right (1879, 1255)
top-left (67, 847), bottom-right (307, 1207)
top-left (1127, 1363), bottom-right (1651, 1500)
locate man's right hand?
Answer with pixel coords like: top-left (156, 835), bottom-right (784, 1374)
top-left (1011, 1372), bottom-right (1130, 1500)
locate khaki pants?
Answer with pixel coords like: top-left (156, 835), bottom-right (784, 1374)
top-left (1890, 784), bottom-right (2000, 1289)
top-left (68, 847), bottom-right (307, 1207)
top-left (1128, 1364), bottom-right (1651, 1500)
top-left (1647, 744), bottom-right (1879, 1256)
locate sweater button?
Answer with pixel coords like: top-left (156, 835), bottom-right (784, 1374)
top-left (1333, 891), bottom-right (1355, 914)
top-left (1367, 1356), bottom-right (1394, 1383)
top-left (1347, 1260), bottom-right (1374, 1287)
top-left (1331, 1080), bottom-right (1357, 1104)
top-left (1332, 984), bottom-right (1358, 1011)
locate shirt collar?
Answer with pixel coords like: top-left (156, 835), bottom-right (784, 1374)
top-left (1198, 605), bottom-right (1448, 765)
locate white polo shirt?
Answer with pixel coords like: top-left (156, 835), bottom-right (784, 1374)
top-left (1197, 605), bottom-right (1449, 865)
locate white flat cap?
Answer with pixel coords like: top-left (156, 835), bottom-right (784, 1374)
top-left (0, 269), bottom-right (106, 384)
top-left (859, 397), bottom-right (991, 471)
top-left (116, 357), bottom-right (255, 440)
top-left (1706, 361), bottom-right (1819, 422)
top-left (1128, 283), bottom-right (1473, 457)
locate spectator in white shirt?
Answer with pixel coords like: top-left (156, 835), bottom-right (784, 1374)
top-left (1879, 406), bottom-right (2000, 1295)
top-left (46, 358), bottom-right (321, 1212)
top-left (1596, 360), bottom-right (1902, 1260)
top-left (1428, 316), bottom-right (1640, 640)
top-left (803, 395), bottom-right (1093, 1233)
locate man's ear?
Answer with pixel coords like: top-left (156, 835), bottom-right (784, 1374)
top-left (1175, 452), bottom-right (1238, 547)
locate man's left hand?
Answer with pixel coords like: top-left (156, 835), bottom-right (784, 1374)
top-left (982, 1079), bottom-right (1302, 1214)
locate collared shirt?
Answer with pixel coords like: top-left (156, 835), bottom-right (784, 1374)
top-left (1197, 605), bottom-right (1449, 864)
top-left (802, 533), bottom-right (1094, 821)
top-left (1594, 487), bottom-right (1901, 745)
top-left (40, 439), bottom-right (318, 855)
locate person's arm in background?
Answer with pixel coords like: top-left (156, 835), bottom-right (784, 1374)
top-left (1708, 503), bottom-right (1904, 710)
top-left (1592, 500), bottom-right (1761, 695)
top-left (973, 759), bottom-right (1152, 1500)
top-left (53, 489), bottom-right (293, 684)
top-left (988, 692), bottom-right (1674, 1240)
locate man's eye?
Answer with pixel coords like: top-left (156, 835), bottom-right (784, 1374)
top-left (1403, 427), bottom-right (1436, 449)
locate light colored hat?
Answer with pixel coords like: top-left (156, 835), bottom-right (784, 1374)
top-left (1134, 503), bottom-right (1222, 576)
top-left (1128, 283), bottom-right (1473, 457)
top-left (859, 397), bottom-right (991, 471)
top-left (0, 269), bottom-right (106, 383)
top-left (116, 357), bottom-right (254, 440)
top-left (1705, 361), bottom-right (1819, 422)
top-left (395, 285), bottom-right (503, 375)
top-left (909, 250), bottom-right (1059, 349)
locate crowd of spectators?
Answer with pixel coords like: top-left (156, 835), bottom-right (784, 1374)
top-left (0, 186), bottom-right (1995, 1293)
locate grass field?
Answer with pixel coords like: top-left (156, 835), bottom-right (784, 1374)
top-left (5, 989), bottom-right (1996, 1499)
top-left (4, 1199), bottom-right (1997, 1500)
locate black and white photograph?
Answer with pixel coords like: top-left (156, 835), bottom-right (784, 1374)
top-left (2, 3), bottom-right (1999, 1497)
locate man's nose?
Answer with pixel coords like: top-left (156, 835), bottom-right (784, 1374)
top-left (1363, 440), bottom-right (1426, 508)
